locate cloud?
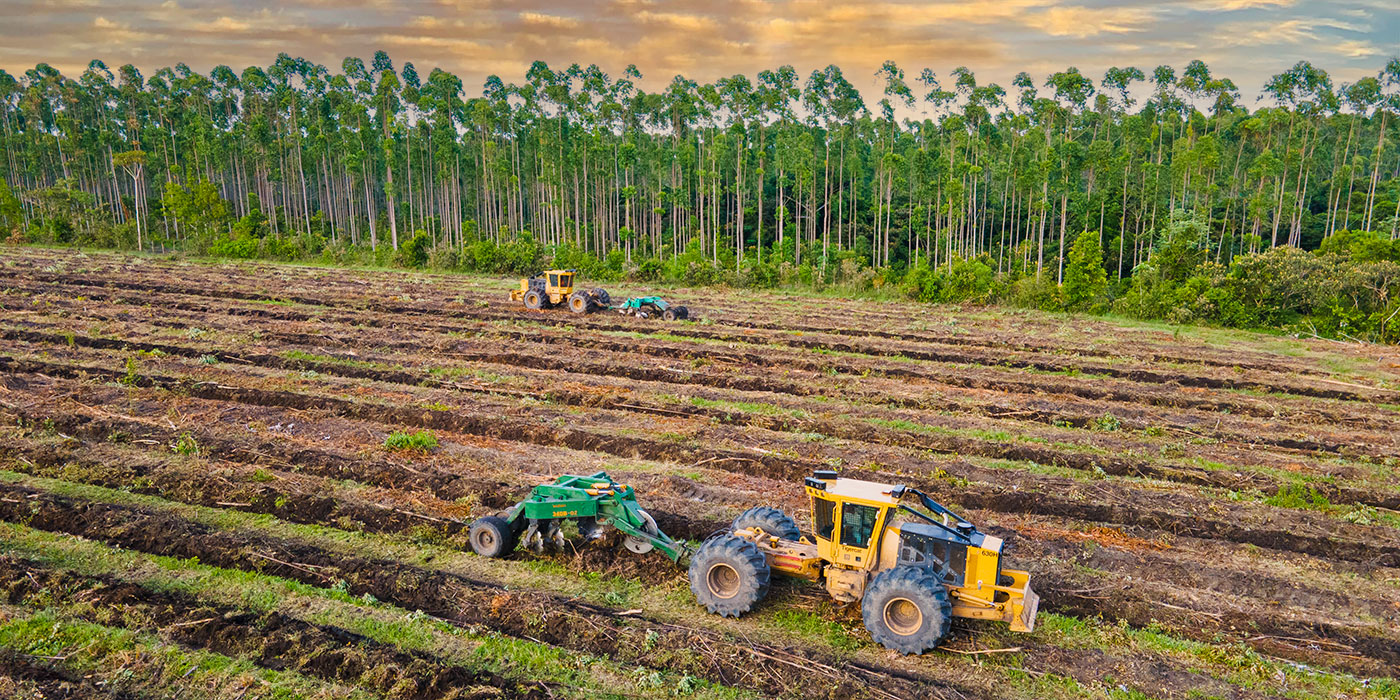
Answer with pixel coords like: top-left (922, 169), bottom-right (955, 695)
top-left (1188, 0), bottom-right (1294, 10)
top-left (1331, 39), bottom-right (1380, 58)
top-left (0, 0), bottom-right (1393, 107)
top-left (634, 11), bottom-right (717, 32)
top-left (518, 12), bottom-right (579, 29)
top-left (210, 16), bottom-right (250, 32)
top-left (1214, 16), bottom-right (1368, 46)
top-left (1033, 6), bottom-right (1156, 37)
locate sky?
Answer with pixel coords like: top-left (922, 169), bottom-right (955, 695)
top-left (2, 0), bottom-right (1397, 106)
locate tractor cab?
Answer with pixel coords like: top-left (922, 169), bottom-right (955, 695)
top-left (806, 474), bottom-right (897, 571)
top-left (544, 270), bottom-right (574, 293)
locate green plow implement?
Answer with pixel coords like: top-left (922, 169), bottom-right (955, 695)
top-left (468, 472), bottom-right (691, 563)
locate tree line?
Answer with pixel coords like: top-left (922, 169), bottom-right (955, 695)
top-left (3, 53), bottom-right (1400, 340)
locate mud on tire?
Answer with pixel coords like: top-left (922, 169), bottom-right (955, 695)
top-left (689, 534), bottom-right (771, 617)
top-left (568, 291), bottom-right (589, 313)
top-left (469, 516), bottom-right (517, 558)
top-left (731, 506), bottom-right (801, 541)
top-left (861, 566), bottom-right (952, 654)
top-left (523, 290), bottom-right (544, 310)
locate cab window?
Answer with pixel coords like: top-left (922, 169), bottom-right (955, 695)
top-left (813, 497), bottom-right (836, 540)
top-left (560, 274), bottom-right (572, 287)
top-left (839, 503), bottom-right (880, 548)
top-left (548, 273), bottom-right (559, 287)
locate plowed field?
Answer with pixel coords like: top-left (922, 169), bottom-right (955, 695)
top-left (1, 248), bottom-right (1397, 700)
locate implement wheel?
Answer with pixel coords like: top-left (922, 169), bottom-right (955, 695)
top-left (624, 508), bottom-right (660, 554)
top-left (731, 506), bottom-right (800, 540)
top-left (861, 567), bottom-right (952, 654)
top-left (662, 308), bottom-right (678, 321)
top-left (524, 290), bottom-right (544, 310)
top-left (568, 291), bottom-right (590, 313)
top-left (469, 516), bottom-right (517, 558)
top-left (689, 535), bottom-right (770, 617)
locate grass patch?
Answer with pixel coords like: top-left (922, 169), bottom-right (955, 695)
top-left (688, 396), bottom-right (807, 419)
top-left (1263, 483), bottom-right (1331, 511)
top-left (384, 430), bottom-right (438, 453)
top-left (281, 349), bottom-right (385, 370)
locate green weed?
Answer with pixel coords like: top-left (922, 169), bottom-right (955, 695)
top-left (170, 433), bottom-right (200, 456)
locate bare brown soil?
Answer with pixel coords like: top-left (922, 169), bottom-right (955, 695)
top-left (2, 248), bottom-right (1399, 699)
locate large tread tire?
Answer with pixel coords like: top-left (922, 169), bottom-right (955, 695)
top-left (689, 535), bottom-right (770, 617)
top-left (469, 516), bottom-right (517, 558)
top-left (731, 506), bottom-right (801, 541)
top-left (592, 288), bottom-right (611, 306)
top-left (674, 306), bottom-right (689, 320)
top-left (662, 308), bottom-right (678, 322)
top-left (568, 291), bottom-right (589, 313)
top-left (524, 290), bottom-right (544, 310)
top-left (861, 567), bottom-right (952, 654)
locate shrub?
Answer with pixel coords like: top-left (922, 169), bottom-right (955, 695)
top-left (209, 231), bottom-right (259, 259)
top-left (636, 257), bottom-right (663, 282)
top-left (1008, 273), bottom-right (1064, 311)
top-left (399, 230), bottom-right (431, 268)
top-left (1063, 230), bottom-right (1109, 312)
top-left (427, 244), bottom-right (461, 271)
top-left (941, 257), bottom-right (995, 303)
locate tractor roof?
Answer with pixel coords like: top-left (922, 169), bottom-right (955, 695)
top-left (818, 477), bottom-right (902, 506)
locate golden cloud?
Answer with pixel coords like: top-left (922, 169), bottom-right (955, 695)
top-left (1034, 5), bottom-right (1155, 37)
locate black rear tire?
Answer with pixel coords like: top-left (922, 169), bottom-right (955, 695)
top-left (674, 306), bottom-right (689, 320)
top-left (689, 535), bottom-right (770, 617)
top-left (524, 290), bottom-right (544, 310)
top-left (731, 506), bottom-right (801, 540)
top-left (861, 567), bottom-right (952, 654)
top-left (469, 516), bottom-right (517, 558)
top-left (592, 288), bottom-right (611, 306)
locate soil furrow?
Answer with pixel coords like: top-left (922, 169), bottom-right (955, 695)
top-left (3, 354), bottom-right (1396, 568)
top-left (11, 271), bottom-right (1390, 403)
top-left (7, 326), bottom-right (1397, 511)
top-left (0, 556), bottom-right (541, 699)
top-left (0, 648), bottom-right (138, 700)
top-left (15, 284), bottom-right (1394, 431)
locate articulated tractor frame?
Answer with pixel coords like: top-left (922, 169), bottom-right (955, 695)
top-left (689, 470), bottom-right (1039, 654)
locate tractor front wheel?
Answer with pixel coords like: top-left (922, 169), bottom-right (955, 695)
top-left (861, 567), bottom-right (952, 654)
top-left (568, 291), bottom-right (590, 313)
top-left (469, 516), bottom-right (517, 558)
top-left (689, 535), bottom-right (770, 617)
top-left (524, 290), bottom-right (544, 310)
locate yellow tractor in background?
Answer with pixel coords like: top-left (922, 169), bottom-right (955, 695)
top-left (510, 269), bottom-right (611, 313)
top-left (689, 470), bottom-right (1039, 654)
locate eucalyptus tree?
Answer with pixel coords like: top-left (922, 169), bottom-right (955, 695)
top-left (2, 53), bottom-right (1399, 287)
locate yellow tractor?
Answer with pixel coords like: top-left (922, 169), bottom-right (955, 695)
top-left (689, 470), bottom-right (1039, 654)
top-left (509, 269), bottom-right (611, 313)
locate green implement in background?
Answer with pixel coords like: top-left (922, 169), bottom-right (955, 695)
top-left (468, 472), bottom-right (691, 563)
top-left (612, 296), bottom-right (689, 321)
